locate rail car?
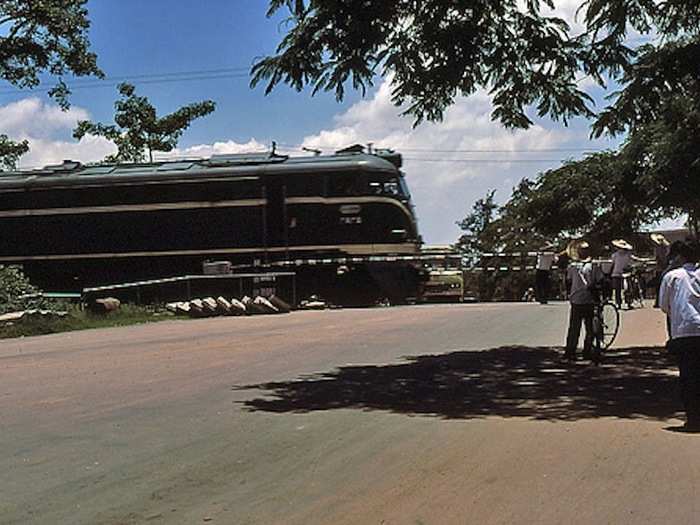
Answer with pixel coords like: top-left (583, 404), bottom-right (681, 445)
top-left (0, 146), bottom-right (422, 305)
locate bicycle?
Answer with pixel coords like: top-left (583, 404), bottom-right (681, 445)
top-left (591, 296), bottom-right (620, 364)
top-left (622, 267), bottom-right (646, 309)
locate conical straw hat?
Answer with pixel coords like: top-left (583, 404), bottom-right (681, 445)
top-left (611, 239), bottom-right (633, 250)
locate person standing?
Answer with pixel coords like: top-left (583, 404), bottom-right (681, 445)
top-left (659, 240), bottom-right (700, 432)
top-left (611, 239), bottom-right (634, 309)
top-left (598, 246), bottom-right (614, 301)
top-left (565, 241), bottom-right (602, 361)
top-left (535, 247), bottom-right (556, 304)
top-left (557, 249), bottom-right (571, 300)
top-left (651, 233), bottom-right (670, 307)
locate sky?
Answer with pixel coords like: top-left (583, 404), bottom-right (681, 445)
top-left (0, 1), bottom-right (677, 243)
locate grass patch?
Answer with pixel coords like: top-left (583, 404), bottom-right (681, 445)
top-left (0, 304), bottom-right (177, 339)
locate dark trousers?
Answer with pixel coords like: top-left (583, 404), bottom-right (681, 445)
top-left (612, 276), bottom-right (623, 308)
top-left (601, 275), bottom-right (612, 301)
top-left (673, 338), bottom-right (700, 424)
top-left (565, 303), bottom-right (594, 355)
top-left (535, 270), bottom-right (550, 303)
top-left (654, 272), bottom-right (662, 307)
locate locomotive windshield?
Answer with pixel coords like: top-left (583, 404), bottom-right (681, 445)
top-left (369, 174), bottom-right (410, 200)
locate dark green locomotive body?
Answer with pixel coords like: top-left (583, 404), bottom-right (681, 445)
top-left (0, 149), bottom-right (422, 304)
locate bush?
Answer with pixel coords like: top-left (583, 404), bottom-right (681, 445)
top-left (0, 265), bottom-right (42, 314)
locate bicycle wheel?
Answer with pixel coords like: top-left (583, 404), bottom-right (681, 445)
top-left (600, 302), bottom-right (620, 349)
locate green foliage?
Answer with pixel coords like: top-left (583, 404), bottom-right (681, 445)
top-left (620, 94), bottom-right (700, 230)
top-left (0, 0), bottom-right (103, 108)
top-left (254, 0), bottom-right (592, 128)
top-left (0, 265), bottom-right (40, 314)
top-left (488, 147), bottom-right (667, 248)
top-left (0, 134), bottom-right (28, 170)
top-left (73, 83), bottom-right (216, 163)
top-left (456, 190), bottom-right (498, 260)
top-left (255, 1), bottom-right (699, 132)
top-left (456, 187), bottom-right (554, 261)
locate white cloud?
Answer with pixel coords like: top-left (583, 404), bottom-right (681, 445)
top-left (0, 98), bottom-right (89, 140)
top-left (0, 98), bottom-right (271, 169)
top-left (22, 135), bottom-right (116, 168)
top-left (157, 138), bottom-right (268, 160)
top-left (300, 78), bottom-right (618, 244)
top-left (0, 97), bottom-right (116, 168)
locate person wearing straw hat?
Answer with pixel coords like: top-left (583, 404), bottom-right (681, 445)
top-left (564, 241), bottom-right (603, 361)
top-left (610, 239), bottom-right (638, 309)
top-left (651, 233), bottom-right (670, 307)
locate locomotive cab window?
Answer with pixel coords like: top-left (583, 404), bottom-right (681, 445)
top-left (326, 173), bottom-right (367, 196)
top-left (369, 174), bottom-right (408, 199)
top-left (285, 173), bottom-right (324, 197)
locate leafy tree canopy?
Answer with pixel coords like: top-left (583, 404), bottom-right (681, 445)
top-left (0, 0), bottom-right (103, 108)
top-left (0, 1), bottom-right (103, 169)
top-left (253, 0), bottom-right (698, 133)
top-left (0, 134), bottom-right (28, 170)
top-left (488, 144), bottom-right (675, 248)
top-left (73, 83), bottom-right (216, 163)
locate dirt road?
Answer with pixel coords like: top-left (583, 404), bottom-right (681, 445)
top-left (1, 303), bottom-right (697, 524)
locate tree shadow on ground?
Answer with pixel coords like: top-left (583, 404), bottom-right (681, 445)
top-left (236, 346), bottom-right (682, 421)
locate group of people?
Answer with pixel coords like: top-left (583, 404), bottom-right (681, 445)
top-left (534, 238), bottom-right (646, 309)
top-left (560, 233), bottom-right (700, 432)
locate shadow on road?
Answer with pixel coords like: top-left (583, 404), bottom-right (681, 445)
top-left (236, 346), bottom-right (681, 421)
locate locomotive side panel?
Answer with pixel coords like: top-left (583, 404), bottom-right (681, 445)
top-left (0, 206), bottom-right (265, 258)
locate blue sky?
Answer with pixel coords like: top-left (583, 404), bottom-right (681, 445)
top-left (1, 1), bottom-right (676, 243)
top-left (80, 1), bottom-right (367, 145)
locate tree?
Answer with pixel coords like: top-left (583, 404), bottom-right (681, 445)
top-left (618, 94), bottom-right (700, 234)
top-left (491, 148), bottom-right (665, 247)
top-left (0, 134), bottom-right (28, 170)
top-left (457, 189), bottom-right (553, 302)
top-left (0, 0), bottom-right (103, 108)
top-left (73, 83), bottom-right (216, 163)
top-left (456, 189), bottom-right (498, 261)
top-left (0, 1), bottom-right (103, 169)
top-left (253, 1), bottom-right (698, 132)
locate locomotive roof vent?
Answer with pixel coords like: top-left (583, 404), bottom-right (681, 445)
top-left (374, 149), bottom-right (402, 169)
top-left (205, 152), bottom-right (288, 167)
top-left (40, 160), bottom-right (82, 174)
top-left (335, 144), bottom-right (365, 155)
top-left (334, 144), bottom-right (402, 168)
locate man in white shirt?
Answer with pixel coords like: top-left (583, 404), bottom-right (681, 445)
top-left (611, 239), bottom-right (634, 309)
top-left (659, 240), bottom-right (700, 432)
top-left (535, 249), bottom-right (556, 304)
top-left (565, 242), bottom-right (602, 361)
